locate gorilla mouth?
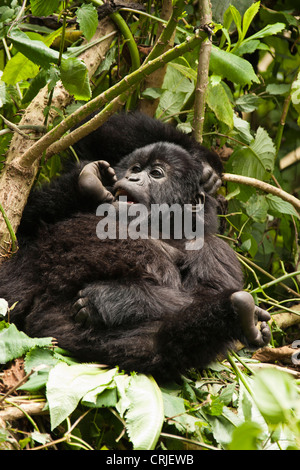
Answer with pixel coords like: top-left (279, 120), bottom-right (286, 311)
top-left (114, 188), bottom-right (138, 204)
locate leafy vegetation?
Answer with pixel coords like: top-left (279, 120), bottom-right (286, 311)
top-left (0, 0), bottom-right (299, 451)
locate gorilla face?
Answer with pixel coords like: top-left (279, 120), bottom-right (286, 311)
top-left (113, 142), bottom-right (203, 210)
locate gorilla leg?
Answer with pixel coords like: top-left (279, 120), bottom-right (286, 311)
top-left (72, 280), bottom-right (192, 327)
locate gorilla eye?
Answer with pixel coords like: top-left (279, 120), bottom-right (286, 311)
top-left (131, 164), bottom-right (142, 173)
top-left (150, 167), bottom-right (164, 179)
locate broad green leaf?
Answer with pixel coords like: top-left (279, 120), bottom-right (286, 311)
top-left (76, 3), bottom-right (98, 41)
top-left (228, 421), bottom-right (264, 450)
top-left (30, 0), bottom-right (61, 16)
top-left (252, 369), bottom-right (299, 425)
top-left (46, 363), bottom-right (118, 429)
top-left (156, 90), bottom-right (187, 119)
top-left (60, 57), bottom-right (91, 100)
top-left (125, 374), bottom-right (164, 450)
top-left (266, 194), bottom-right (300, 219)
top-left (230, 127), bottom-right (275, 180)
top-left (168, 62), bottom-right (197, 82)
top-left (9, 28), bottom-right (60, 68)
top-left (236, 93), bottom-right (261, 113)
top-left (22, 68), bottom-right (49, 103)
top-left (207, 80), bottom-right (234, 128)
top-left (243, 194), bottom-right (268, 223)
top-left (242, 1), bottom-right (260, 39)
top-left (244, 22), bottom-right (285, 42)
top-left (232, 115), bottom-right (253, 143)
top-left (210, 45), bottom-right (259, 86)
top-left (0, 322), bottom-right (52, 364)
top-left (266, 83), bottom-right (290, 95)
top-left (2, 52), bottom-right (39, 85)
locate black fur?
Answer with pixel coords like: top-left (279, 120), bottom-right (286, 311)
top-left (0, 112), bottom-right (269, 378)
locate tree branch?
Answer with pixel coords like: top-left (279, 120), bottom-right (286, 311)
top-left (34, 31), bottom-right (208, 161)
top-left (193, 0), bottom-right (212, 143)
top-left (223, 173), bottom-right (300, 212)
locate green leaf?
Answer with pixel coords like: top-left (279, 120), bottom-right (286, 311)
top-left (76, 3), bottom-right (98, 41)
top-left (228, 421), bottom-right (264, 450)
top-left (22, 68), bottom-right (49, 103)
top-left (242, 1), bottom-right (261, 40)
top-left (266, 194), bottom-right (300, 219)
top-left (125, 374), bottom-right (164, 450)
top-left (30, 0), bottom-right (61, 16)
top-left (207, 80), bottom-right (234, 128)
top-left (60, 57), bottom-right (91, 100)
top-left (0, 322), bottom-right (52, 364)
top-left (8, 28), bottom-right (60, 68)
top-left (229, 5), bottom-right (242, 40)
top-left (233, 115), bottom-right (253, 143)
top-left (266, 83), bottom-right (290, 95)
top-left (230, 127), bottom-right (275, 179)
top-left (2, 51), bottom-right (39, 85)
top-left (47, 363), bottom-right (118, 429)
top-left (210, 45), bottom-right (259, 86)
top-left (252, 369), bottom-right (299, 425)
top-left (245, 22), bottom-right (285, 42)
top-left (243, 194), bottom-right (268, 223)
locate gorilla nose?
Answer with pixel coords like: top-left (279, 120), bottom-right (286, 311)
top-left (127, 175), bottom-right (143, 184)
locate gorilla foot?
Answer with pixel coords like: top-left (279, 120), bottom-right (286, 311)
top-left (231, 291), bottom-right (271, 347)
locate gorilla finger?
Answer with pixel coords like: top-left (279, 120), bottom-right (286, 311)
top-left (260, 321), bottom-right (271, 345)
top-left (204, 177), bottom-right (222, 194)
top-left (201, 165), bottom-right (213, 182)
top-left (74, 307), bottom-right (90, 326)
top-left (255, 306), bottom-right (271, 322)
top-left (72, 296), bottom-right (89, 312)
top-left (97, 160), bottom-right (110, 168)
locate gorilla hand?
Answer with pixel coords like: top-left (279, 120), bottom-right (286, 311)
top-left (79, 160), bottom-right (117, 203)
top-left (231, 291), bottom-right (271, 347)
top-left (201, 162), bottom-right (222, 195)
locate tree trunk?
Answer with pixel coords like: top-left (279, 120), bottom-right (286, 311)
top-left (0, 17), bottom-right (116, 258)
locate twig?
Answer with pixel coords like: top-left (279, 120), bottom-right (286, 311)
top-left (223, 173), bottom-right (300, 212)
top-left (0, 401), bottom-right (47, 422)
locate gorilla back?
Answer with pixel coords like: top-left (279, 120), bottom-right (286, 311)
top-left (0, 113), bottom-right (271, 378)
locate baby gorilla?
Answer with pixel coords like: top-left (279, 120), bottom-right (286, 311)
top-left (0, 113), bottom-right (271, 378)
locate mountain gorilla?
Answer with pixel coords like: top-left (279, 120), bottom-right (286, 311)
top-left (0, 112), bottom-right (271, 377)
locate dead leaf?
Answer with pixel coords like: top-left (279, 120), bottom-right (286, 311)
top-left (0, 358), bottom-right (25, 394)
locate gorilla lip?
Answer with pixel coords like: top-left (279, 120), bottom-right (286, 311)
top-left (114, 188), bottom-right (137, 204)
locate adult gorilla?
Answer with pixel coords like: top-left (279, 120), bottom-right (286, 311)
top-left (0, 113), bottom-right (270, 378)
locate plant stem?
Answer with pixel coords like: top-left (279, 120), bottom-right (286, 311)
top-left (0, 202), bottom-right (17, 254)
top-left (44, 2), bottom-right (69, 126)
top-left (145, 0), bottom-right (186, 63)
top-left (274, 93), bottom-right (291, 156)
top-left (251, 270), bottom-right (300, 294)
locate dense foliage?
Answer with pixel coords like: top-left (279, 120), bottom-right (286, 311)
top-left (0, 0), bottom-right (299, 451)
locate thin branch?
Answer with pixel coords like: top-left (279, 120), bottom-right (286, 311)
top-left (223, 173), bottom-right (300, 212)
